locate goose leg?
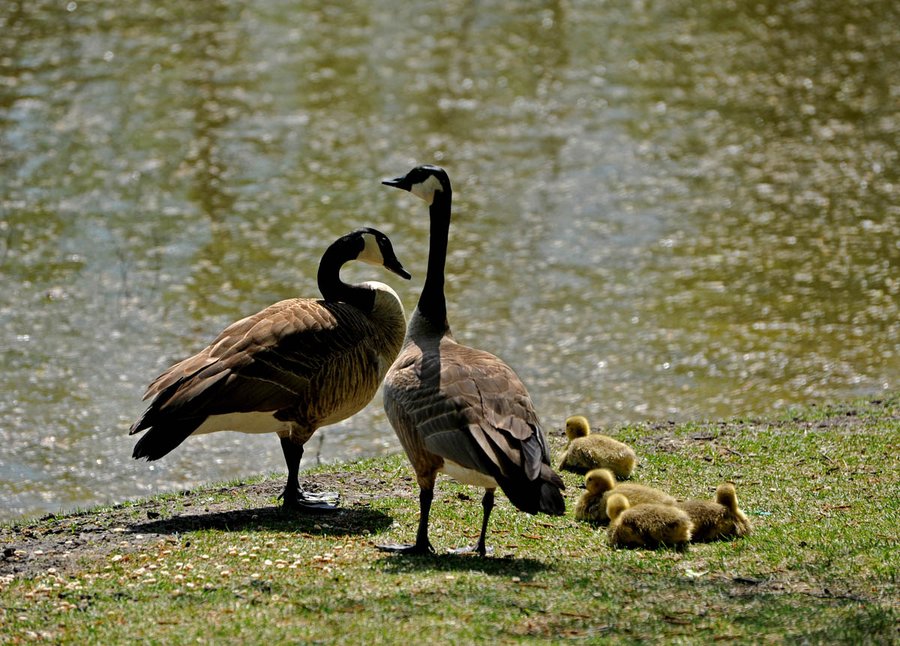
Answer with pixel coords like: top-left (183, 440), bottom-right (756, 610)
top-left (278, 436), bottom-right (339, 511)
top-left (450, 488), bottom-right (495, 556)
top-left (377, 487), bottom-right (436, 554)
top-left (475, 488), bottom-right (495, 556)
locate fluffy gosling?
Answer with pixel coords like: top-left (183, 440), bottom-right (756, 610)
top-left (677, 483), bottom-right (752, 542)
top-left (574, 468), bottom-right (677, 524)
top-left (558, 416), bottom-right (637, 479)
top-left (606, 493), bottom-right (693, 549)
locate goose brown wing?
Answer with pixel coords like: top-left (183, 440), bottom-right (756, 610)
top-left (414, 341), bottom-right (552, 482)
top-left (132, 298), bottom-right (376, 431)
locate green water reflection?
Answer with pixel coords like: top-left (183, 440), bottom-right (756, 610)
top-left (1, 0), bottom-right (896, 520)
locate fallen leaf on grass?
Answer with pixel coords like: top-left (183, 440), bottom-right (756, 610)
top-left (663, 615), bottom-right (693, 625)
top-left (560, 610), bottom-right (593, 619)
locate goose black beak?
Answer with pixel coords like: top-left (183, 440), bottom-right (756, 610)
top-left (385, 258), bottom-right (412, 280)
top-left (382, 176), bottom-right (411, 191)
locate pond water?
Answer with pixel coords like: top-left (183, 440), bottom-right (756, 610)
top-left (1, 0), bottom-right (897, 521)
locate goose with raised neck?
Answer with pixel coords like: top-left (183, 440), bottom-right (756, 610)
top-left (377, 165), bottom-right (565, 556)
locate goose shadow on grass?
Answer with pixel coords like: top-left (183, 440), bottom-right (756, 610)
top-left (376, 550), bottom-right (552, 578)
top-left (129, 504), bottom-right (393, 537)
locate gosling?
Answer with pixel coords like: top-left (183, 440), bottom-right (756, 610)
top-left (574, 468), bottom-right (677, 524)
top-left (606, 493), bottom-right (693, 549)
top-left (558, 416), bottom-right (637, 479)
top-left (677, 483), bottom-right (752, 542)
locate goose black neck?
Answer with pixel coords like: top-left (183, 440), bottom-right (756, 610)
top-left (417, 191), bottom-right (452, 331)
top-left (317, 241), bottom-right (375, 312)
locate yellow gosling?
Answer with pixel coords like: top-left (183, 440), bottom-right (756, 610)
top-left (558, 416), bottom-right (637, 479)
top-left (606, 493), bottom-right (693, 549)
top-left (574, 468), bottom-right (677, 524)
top-left (677, 482), bottom-right (752, 542)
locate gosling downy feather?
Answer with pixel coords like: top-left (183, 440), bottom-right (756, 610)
top-left (558, 415), bottom-right (637, 478)
top-left (606, 493), bottom-right (693, 549)
top-left (377, 165), bottom-right (565, 556)
top-left (129, 228), bottom-right (410, 510)
top-left (677, 482), bottom-right (752, 542)
top-left (575, 467), bottom-right (676, 524)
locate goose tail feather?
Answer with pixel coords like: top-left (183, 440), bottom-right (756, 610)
top-left (499, 465), bottom-right (565, 516)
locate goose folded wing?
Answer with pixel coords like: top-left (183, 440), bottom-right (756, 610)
top-left (141, 299), bottom-right (305, 400)
top-left (420, 350), bottom-right (550, 481)
top-left (137, 299), bottom-right (371, 422)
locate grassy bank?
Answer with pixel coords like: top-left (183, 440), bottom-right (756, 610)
top-left (1, 397), bottom-right (897, 644)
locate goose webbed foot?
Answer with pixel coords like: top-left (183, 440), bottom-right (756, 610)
top-left (447, 490), bottom-right (495, 557)
top-left (278, 436), bottom-right (339, 511)
top-left (377, 486), bottom-right (435, 554)
top-left (279, 484), bottom-right (340, 512)
top-left (448, 543), bottom-right (492, 557)
top-left (375, 540), bottom-right (435, 555)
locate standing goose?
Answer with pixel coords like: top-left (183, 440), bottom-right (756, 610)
top-left (377, 165), bottom-right (565, 556)
top-left (129, 227), bottom-right (410, 510)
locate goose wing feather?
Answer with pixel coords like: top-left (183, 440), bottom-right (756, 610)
top-left (132, 298), bottom-right (380, 431)
top-left (393, 338), bottom-right (551, 482)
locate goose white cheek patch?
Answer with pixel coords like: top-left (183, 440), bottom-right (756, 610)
top-left (410, 174), bottom-right (443, 205)
top-left (357, 233), bottom-right (385, 265)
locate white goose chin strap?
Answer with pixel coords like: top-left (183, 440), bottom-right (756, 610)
top-left (410, 174), bottom-right (443, 206)
top-left (357, 233), bottom-right (385, 265)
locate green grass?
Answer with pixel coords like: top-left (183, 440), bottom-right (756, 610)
top-left (1, 397), bottom-right (897, 644)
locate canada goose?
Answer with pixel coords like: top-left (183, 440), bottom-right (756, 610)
top-left (558, 415), bottom-right (637, 478)
top-left (574, 468), bottom-right (676, 524)
top-left (606, 493), bottom-right (693, 549)
top-left (376, 165), bottom-right (565, 556)
top-left (129, 227), bottom-right (410, 510)
top-left (677, 483), bottom-right (752, 542)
